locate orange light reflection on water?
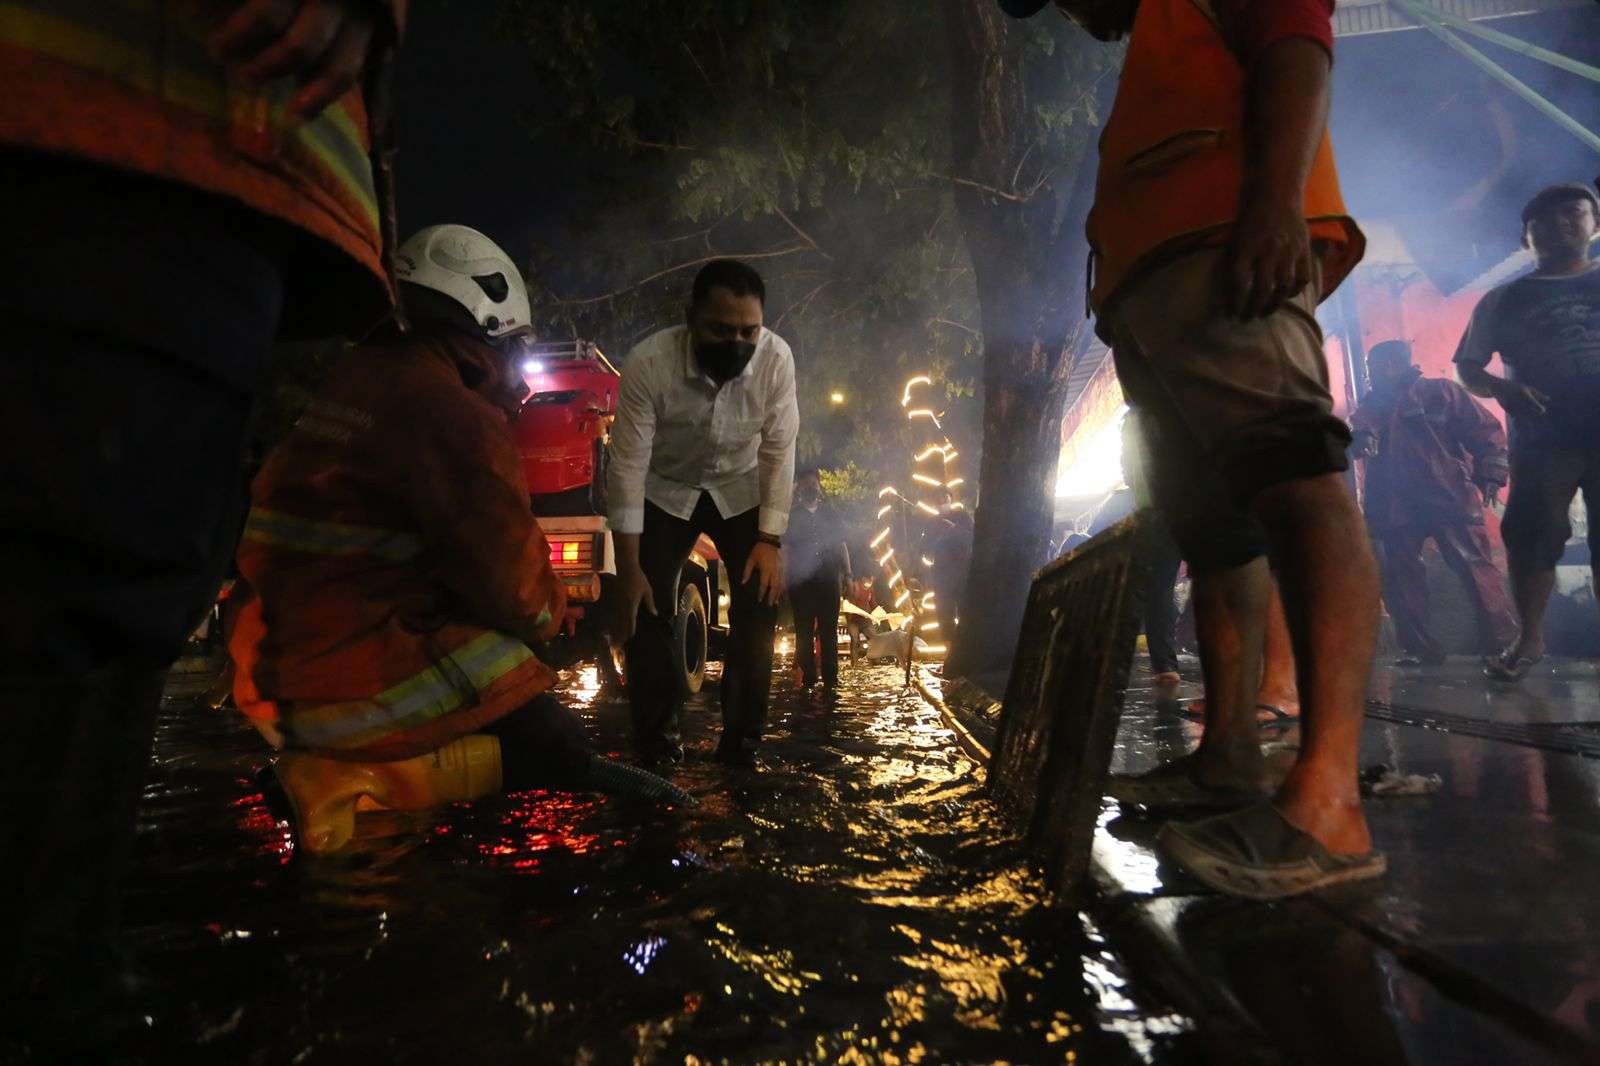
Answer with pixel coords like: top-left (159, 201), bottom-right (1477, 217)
top-left (232, 791), bottom-right (294, 864)
top-left (470, 790), bottom-right (608, 874)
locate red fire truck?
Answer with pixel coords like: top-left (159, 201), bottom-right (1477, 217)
top-left (516, 340), bottom-right (730, 692)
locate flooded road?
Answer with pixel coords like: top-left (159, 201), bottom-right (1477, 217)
top-left (124, 661), bottom-right (1195, 1064)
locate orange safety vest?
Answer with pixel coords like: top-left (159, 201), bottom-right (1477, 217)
top-left (1085, 0), bottom-right (1365, 313)
top-left (0, 0), bottom-right (404, 336)
top-left (230, 332), bottom-right (566, 761)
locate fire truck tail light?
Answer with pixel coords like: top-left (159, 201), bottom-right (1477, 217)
top-left (547, 535), bottom-right (597, 570)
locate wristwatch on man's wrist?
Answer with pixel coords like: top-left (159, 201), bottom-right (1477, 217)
top-left (756, 531), bottom-right (782, 548)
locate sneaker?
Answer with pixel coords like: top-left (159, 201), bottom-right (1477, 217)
top-left (1156, 803), bottom-right (1386, 900)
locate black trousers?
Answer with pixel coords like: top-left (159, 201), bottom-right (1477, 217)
top-left (0, 153), bottom-right (287, 1005)
top-left (626, 495), bottom-right (777, 753)
top-left (789, 578), bottom-right (840, 687)
top-left (486, 694), bottom-right (594, 788)
top-left (1143, 517), bottom-right (1184, 675)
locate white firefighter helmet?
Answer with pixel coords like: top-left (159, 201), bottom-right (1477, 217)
top-left (395, 224), bottom-right (531, 339)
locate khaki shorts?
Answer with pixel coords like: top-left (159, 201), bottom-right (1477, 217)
top-left (1100, 247), bottom-right (1351, 572)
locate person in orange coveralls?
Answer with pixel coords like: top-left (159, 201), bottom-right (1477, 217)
top-left (230, 225), bottom-right (689, 858)
top-left (1351, 340), bottom-right (1516, 667)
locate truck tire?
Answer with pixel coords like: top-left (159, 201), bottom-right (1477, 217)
top-left (673, 582), bottom-right (708, 695)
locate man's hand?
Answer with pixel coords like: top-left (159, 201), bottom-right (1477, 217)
top-left (1492, 381), bottom-right (1550, 419)
top-left (1230, 36), bottom-right (1330, 319)
top-left (1351, 430), bottom-right (1379, 461)
top-left (1227, 197), bottom-right (1312, 320)
top-left (743, 542), bottom-right (785, 606)
top-left (615, 563), bottom-right (657, 644)
top-left (211, 0), bottom-right (378, 122)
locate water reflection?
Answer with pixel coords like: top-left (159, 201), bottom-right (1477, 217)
top-left (123, 663), bottom-right (1196, 1063)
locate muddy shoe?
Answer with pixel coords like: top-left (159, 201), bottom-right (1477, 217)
top-left (1106, 754), bottom-right (1271, 810)
top-left (1156, 803), bottom-right (1386, 900)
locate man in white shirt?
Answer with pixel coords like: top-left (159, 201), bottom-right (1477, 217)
top-left (608, 260), bottom-right (799, 766)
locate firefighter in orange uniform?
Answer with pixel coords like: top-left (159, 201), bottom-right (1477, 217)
top-left (1, 1), bottom-right (403, 1049)
top-left (230, 225), bottom-right (690, 857)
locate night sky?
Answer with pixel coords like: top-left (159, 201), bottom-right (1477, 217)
top-left (392, 0), bottom-right (569, 263)
top-left (390, 0), bottom-right (1600, 296)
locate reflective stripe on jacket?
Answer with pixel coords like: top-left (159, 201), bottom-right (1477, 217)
top-left (231, 331), bottom-right (566, 761)
top-left (1085, 0), bottom-right (1364, 312)
top-left (0, 0), bottom-right (406, 337)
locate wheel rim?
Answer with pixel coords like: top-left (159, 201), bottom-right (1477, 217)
top-left (684, 608), bottom-right (706, 676)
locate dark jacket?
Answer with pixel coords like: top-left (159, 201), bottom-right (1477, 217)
top-left (786, 499), bottom-right (849, 588)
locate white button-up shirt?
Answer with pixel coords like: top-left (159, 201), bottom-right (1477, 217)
top-left (607, 325), bottom-right (799, 536)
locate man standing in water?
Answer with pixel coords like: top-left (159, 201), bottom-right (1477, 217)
top-left (609, 260), bottom-right (800, 767)
top-left (787, 468), bottom-right (852, 693)
top-left (1002, 0), bottom-right (1380, 898)
top-left (1456, 183), bottom-right (1600, 679)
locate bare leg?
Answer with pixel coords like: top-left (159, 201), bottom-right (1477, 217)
top-left (1258, 576), bottom-right (1299, 711)
top-left (1251, 473), bottom-right (1379, 856)
top-left (1189, 559), bottom-right (1274, 791)
top-left (1183, 574), bottom-right (1298, 719)
top-left (1506, 565), bottom-right (1556, 662)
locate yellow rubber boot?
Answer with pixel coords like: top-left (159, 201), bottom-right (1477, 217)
top-left (275, 735), bottom-right (504, 855)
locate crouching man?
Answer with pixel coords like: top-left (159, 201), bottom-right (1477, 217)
top-left (230, 225), bottom-right (687, 854)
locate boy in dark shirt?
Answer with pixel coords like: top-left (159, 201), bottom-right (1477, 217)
top-left (1455, 182), bottom-right (1600, 679)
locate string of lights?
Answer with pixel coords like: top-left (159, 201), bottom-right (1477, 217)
top-left (871, 374), bottom-right (964, 657)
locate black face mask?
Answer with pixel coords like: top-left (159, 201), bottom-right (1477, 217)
top-left (695, 339), bottom-right (757, 384)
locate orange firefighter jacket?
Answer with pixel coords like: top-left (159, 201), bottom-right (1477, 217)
top-left (0, 1), bottom-right (407, 336)
top-left (230, 331), bottom-right (566, 761)
top-left (1085, 0), bottom-right (1365, 312)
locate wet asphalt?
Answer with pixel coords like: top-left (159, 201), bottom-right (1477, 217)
top-left (116, 660), bottom-right (1198, 1065)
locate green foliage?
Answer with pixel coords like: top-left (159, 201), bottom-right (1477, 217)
top-left (817, 460), bottom-right (871, 504)
top-left (498, 0), bottom-right (1104, 519)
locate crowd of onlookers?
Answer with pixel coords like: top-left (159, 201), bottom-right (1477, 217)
top-left (1122, 181), bottom-right (1600, 685)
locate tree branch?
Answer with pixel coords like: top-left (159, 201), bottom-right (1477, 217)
top-left (770, 201), bottom-right (833, 260)
top-left (593, 124), bottom-right (698, 152)
top-left (930, 317), bottom-right (980, 337)
top-left (774, 279), bottom-right (832, 330)
top-left (551, 245), bottom-right (817, 307)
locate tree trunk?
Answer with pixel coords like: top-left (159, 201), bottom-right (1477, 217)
top-left (943, 1), bottom-right (1105, 678)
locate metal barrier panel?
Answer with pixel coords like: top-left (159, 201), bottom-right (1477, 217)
top-left (989, 513), bottom-right (1152, 896)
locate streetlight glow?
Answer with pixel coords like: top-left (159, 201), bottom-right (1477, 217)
top-left (829, 390), bottom-right (845, 405)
